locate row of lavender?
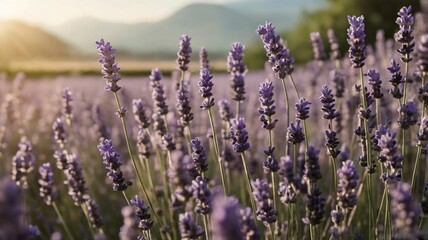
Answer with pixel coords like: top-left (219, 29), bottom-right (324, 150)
top-left (1, 4), bottom-right (428, 240)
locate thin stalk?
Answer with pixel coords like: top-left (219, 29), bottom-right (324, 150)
top-left (122, 191), bottom-right (131, 206)
top-left (236, 101), bottom-right (241, 119)
top-left (112, 92), bottom-right (162, 226)
top-left (411, 147), bottom-right (422, 194)
top-left (280, 78), bottom-right (290, 155)
top-left (270, 224), bottom-right (276, 240)
top-left (347, 172), bottom-right (366, 227)
top-left (419, 216), bottom-right (426, 229)
top-left (310, 225), bottom-right (315, 240)
top-left (376, 99), bottom-right (381, 125)
top-left (329, 156), bottom-right (337, 194)
top-left (203, 215), bottom-right (210, 240)
top-left (207, 107), bottom-right (228, 194)
top-left (384, 186), bottom-right (391, 240)
top-left (288, 74), bottom-right (301, 99)
top-left (268, 120), bottom-right (278, 219)
top-left (81, 203), bottom-right (96, 236)
top-left (52, 202), bottom-right (75, 240)
top-left (375, 186), bottom-right (387, 225)
top-left (239, 152), bottom-right (257, 220)
top-left (403, 55), bottom-right (410, 104)
top-left (358, 68), bottom-right (375, 238)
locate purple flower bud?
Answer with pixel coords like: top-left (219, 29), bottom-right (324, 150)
top-left (191, 176), bottom-right (212, 215)
top-left (304, 146), bottom-right (322, 184)
top-left (395, 6), bottom-right (415, 62)
top-left (149, 68), bottom-right (162, 86)
top-left (199, 68), bottom-right (215, 109)
top-left (417, 34), bottom-right (428, 72)
top-left (119, 206), bottom-right (142, 240)
top-left (287, 120), bottom-right (305, 145)
top-left (218, 99), bottom-right (234, 124)
top-left (12, 137), bottom-right (35, 188)
top-left (179, 212), bottom-right (204, 239)
top-left (330, 70), bottom-right (345, 98)
top-left (199, 47), bottom-right (209, 70)
top-left (53, 118), bottom-right (67, 147)
top-left (240, 207), bottom-right (260, 240)
top-left (417, 117), bottom-right (428, 153)
top-left (86, 198), bottom-right (104, 228)
top-left (152, 113), bottom-right (167, 138)
top-left (258, 80), bottom-right (277, 130)
top-left (228, 42), bottom-right (246, 75)
top-left (62, 88), bottom-right (73, 123)
top-left (211, 196), bottom-right (243, 240)
top-left (132, 99), bottom-right (151, 129)
top-left (98, 139), bottom-right (131, 191)
top-left (177, 35), bottom-right (192, 72)
top-left (337, 160), bottom-right (359, 209)
top-left (176, 79), bottom-right (194, 127)
top-left (251, 178), bottom-right (277, 225)
top-left (398, 100), bottom-right (418, 129)
top-left (390, 183), bottom-right (420, 238)
top-left (38, 162), bottom-right (56, 205)
top-left (190, 138), bottom-right (208, 174)
top-left (310, 32), bottom-right (327, 62)
top-left (96, 39), bottom-right (121, 92)
top-left (347, 16), bottom-right (366, 68)
top-left (64, 154), bottom-right (88, 205)
top-left (418, 82), bottom-right (428, 105)
top-left (54, 149), bottom-right (69, 170)
top-left (230, 118), bottom-right (250, 153)
top-left (130, 195), bottom-right (153, 231)
top-left (366, 69), bottom-right (383, 99)
top-left (295, 98), bottom-right (311, 120)
top-left (327, 29), bottom-right (340, 60)
top-left (302, 186), bottom-right (325, 225)
top-left (151, 77), bottom-right (169, 116)
top-left (375, 125), bottom-right (402, 183)
top-left (320, 85), bottom-right (340, 120)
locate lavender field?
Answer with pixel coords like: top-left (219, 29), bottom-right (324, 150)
top-left (1, 4), bottom-right (428, 240)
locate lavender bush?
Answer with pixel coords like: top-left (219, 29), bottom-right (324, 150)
top-left (0, 4), bottom-right (427, 240)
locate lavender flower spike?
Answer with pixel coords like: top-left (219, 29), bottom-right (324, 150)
top-left (191, 176), bottom-right (212, 215)
top-left (199, 68), bottom-right (215, 109)
top-left (119, 206), bottom-right (142, 240)
top-left (98, 139), bottom-right (131, 191)
top-left (199, 47), bottom-right (210, 70)
top-left (179, 212), bottom-right (204, 239)
top-left (390, 183), bottom-right (420, 238)
top-left (211, 196), bottom-right (243, 240)
top-left (177, 35), bottom-right (192, 72)
top-left (96, 39), bottom-right (121, 92)
top-left (295, 98), bottom-right (311, 120)
top-left (86, 198), bottom-right (104, 228)
top-left (130, 195), bottom-right (154, 231)
top-left (240, 207), bottom-right (260, 240)
top-left (251, 179), bottom-right (277, 225)
top-left (302, 186), bottom-right (325, 225)
top-left (347, 16), bottom-right (366, 68)
top-left (258, 80), bottom-right (278, 130)
top-left (367, 69), bottom-right (383, 99)
top-left (287, 120), bottom-right (305, 145)
top-left (38, 162), bottom-right (57, 205)
top-left (12, 137), bottom-right (35, 188)
top-left (398, 100), bottom-right (418, 130)
top-left (337, 160), bottom-right (359, 210)
top-left (132, 99), bottom-right (151, 129)
top-left (396, 6), bottom-right (415, 62)
top-left (62, 88), bottom-right (73, 124)
top-left (190, 138), bottom-right (208, 175)
top-left (310, 32), bottom-right (327, 62)
top-left (417, 34), bottom-right (428, 73)
top-left (230, 118), bottom-right (250, 153)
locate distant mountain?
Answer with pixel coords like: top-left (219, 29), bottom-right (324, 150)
top-left (0, 21), bottom-right (75, 60)
top-left (47, 1), bottom-right (325, 56)
top-left (224, 0), bottom-right (325, 29)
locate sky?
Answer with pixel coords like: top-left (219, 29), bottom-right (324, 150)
top-left (0, 0), bottom-right (234, 26)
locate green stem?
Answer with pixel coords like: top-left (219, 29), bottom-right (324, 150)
top-left (203, 215), bottom-right (210, 240)
top-left (358, 68), bottom-right (375, 238)
top-left (280, 78), bottom-right (290, 156)
top-left (403, 56), bottom-right (409, 104)
top-left (122, 191), bottom-right (131, 206)
top-left (52, 202), bottom-right (75, 240)
top-left (81, 203), bottom-right (96, 236)
top-left (236, 100), bottom-right (240, 119)
top-left (411, 147), bottom-right (422, 195)
top-left (207, 107), bottom-right (228, 194)
top-left (112, 92), bottom-right (162, 227)
top-left (240, 152), bottom-right (258, 222)
top-left (288, 74), bottom-right (301, 99)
